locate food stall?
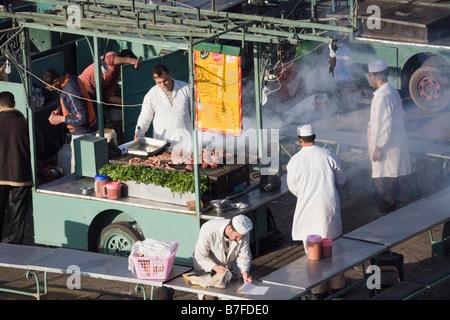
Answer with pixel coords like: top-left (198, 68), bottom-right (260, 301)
top-left (0, 0), bottom-right (354, 266)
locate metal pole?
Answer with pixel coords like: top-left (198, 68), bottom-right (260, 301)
top-left (93, 36), bottom-right (104, 137)
top-left (189, 42), bottom-right (201, 216)
top-left (253, 43), bottom-right (264, 166)
top-left (22, 27), bottom-right (39, 189)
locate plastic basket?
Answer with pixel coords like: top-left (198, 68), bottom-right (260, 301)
top-left (131, 241), bottom-right (178, 280)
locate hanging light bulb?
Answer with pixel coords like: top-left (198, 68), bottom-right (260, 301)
top-left (5, 60), bottom-right (11, 74)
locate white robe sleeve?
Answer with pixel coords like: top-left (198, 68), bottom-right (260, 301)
top-left (286, 157), bottom-right (299, 197)
top-left (135, 91), bottom-right (155, 135)
top-left (332, 155), bottom-right (346, 186)
top-left (374, 95), bottom-right (393, 149)
top-left (193, 229), bottom-right (218, 273)
top-left (235, 234), bottom-right (252, 274)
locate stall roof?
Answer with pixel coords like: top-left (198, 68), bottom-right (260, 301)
top-left (0, 0), bottom-right (354, 49)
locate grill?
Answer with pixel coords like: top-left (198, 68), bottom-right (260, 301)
top-left (110, 153), bottom-right (250, 198)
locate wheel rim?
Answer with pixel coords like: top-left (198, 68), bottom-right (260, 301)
top-left (416, 75), bottom-right (442, 103)
top-left (104, 233), bottom-right (134, 256)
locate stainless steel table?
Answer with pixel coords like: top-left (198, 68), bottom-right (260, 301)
top-left (0, 244), bottom-right (57, 299)
top-left (35, 248), bottom-right (191, 286)
top-left (260, 238), bottom-right (388, 292)
top-left (343, 187), bottom-right (450, 247)
top-left (164, 276), bottom-right (306, 300)
top-left (0, 244), bottom-right (191, 300)
top-left (0, 243), bottom-right (57, 269)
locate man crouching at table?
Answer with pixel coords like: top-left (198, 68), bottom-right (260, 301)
top-left (193, 214), bottom-right (253, 300)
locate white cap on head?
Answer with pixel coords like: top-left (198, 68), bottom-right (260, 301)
top-left (368, 60), bottom-right (387, 73)
top-left (297, 124), bottom-right (315, 137)
top-left (231, 215), bottom-right (253, 235)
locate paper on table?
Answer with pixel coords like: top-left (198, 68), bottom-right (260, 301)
top-left (237, 282), bottom-right (269, 295)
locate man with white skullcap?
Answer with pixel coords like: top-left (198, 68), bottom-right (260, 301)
top-left (287, 123), bottom-right (346, 299)
top-left (367, 60), bottom-right (412, 212)
top-left (193, 214), bottom-right (253, 298)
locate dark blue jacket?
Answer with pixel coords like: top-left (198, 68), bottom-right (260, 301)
top-left (58, 73), bottom-right (97, 135)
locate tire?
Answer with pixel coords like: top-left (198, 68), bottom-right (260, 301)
top-left (97, 221), bottom-right (144, 257)
top-left (409, 65), bottom-right (450, 112)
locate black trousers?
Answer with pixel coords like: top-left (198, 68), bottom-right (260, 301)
top-left (372, 175), bottom-right (409, 213)
top-left (0, 185), bottom-right (31, 244)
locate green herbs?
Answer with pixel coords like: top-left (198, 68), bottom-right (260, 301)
top-left (98, 164), bottom-right (211, 195)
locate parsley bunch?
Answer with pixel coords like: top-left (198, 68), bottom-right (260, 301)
top-left (98, 164), bottom-right (211, 195)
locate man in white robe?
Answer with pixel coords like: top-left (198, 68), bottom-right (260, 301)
top-left (193, 215), bottom-right (253, 282)
top-left (193, 215), bottom-right (253, 300)
top-left (367, 60), bottom-right (412, 212)
top-left (287, 124), bottom-right (346, 298)
top-left (135, 64), bottom-right (191, 143)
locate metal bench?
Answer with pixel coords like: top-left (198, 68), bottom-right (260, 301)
top-left (0, 243), bottom-right (190, 300)
top-left (370, 263), bottom-right (450, 300)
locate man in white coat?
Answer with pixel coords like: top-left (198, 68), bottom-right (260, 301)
top-left (134, 64), bottom-right (191, 142)
top-left (193, 215), bottom-right (253, 293)
top-left (367, 60), bottom-right (412, 213)
top-left (286, 124), bottom-right (346, 299)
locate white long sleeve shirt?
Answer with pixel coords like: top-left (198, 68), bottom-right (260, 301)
top-left (193, 219), bottom-right (251, 275)
top-left (367, 83), bottom-right (412, 178)
top-left (287, 145), bottom-right (346, 248)
top-left (136, 79), bottom-right (191, 142)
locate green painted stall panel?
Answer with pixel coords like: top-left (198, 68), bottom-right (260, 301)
top-left (120, 50), bottom-right (189, 142)
top-left (350, 43), bottom-right (400, 88)
top-left (7, 51), bottom-right (65, 87)
top-left (32, 191), bottom-right (199, 265)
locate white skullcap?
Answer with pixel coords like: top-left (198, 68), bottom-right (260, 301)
top-left (231, 215), bottom-right (253, 235)
top-left (297, 124), bottom-right (315, 137)
top-left (368, 60), bottom-right (387, 73)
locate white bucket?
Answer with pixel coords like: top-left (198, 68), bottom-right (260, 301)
top-left (96, 128), bottom-right (118, 145)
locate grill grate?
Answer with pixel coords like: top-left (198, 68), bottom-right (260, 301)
top-left (110, 153), bottom-right (250, 184)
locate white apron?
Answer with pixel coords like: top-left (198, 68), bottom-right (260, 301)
top-left (286, 145), bottom-right (346, 249)
top-left (136, 79), bottom-right (191, 143)
top-left (367, 83), bottom-right (412, 178)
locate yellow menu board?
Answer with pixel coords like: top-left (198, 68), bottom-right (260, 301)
top-left (194, 50), bottom-right (242, 136)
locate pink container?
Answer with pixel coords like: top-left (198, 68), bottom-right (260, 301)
top-left (103, 181), bottom-right (122, 200)
top-left (307, 234), bottom-right (322, 260)
top-left (131, 242), bottom-right (179, 280)
top-left (321, 238), bottom-right (333, 258)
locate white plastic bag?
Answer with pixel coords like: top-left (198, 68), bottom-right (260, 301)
top-left (128, 239), bottom-right (176, 274)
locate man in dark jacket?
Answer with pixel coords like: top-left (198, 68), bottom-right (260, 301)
top-left (40, 69), bottom-right (98, 173)
top-left (0, 91), bottom-right (32, 244)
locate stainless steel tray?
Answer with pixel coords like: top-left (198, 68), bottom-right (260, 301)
top-left (126, 137), bottom-right (168, 156)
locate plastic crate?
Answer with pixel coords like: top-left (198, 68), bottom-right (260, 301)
top-left (131, 242), bottom-right (178, 280)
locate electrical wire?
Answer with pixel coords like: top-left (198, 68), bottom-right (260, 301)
top-left (4, 32), bottom-right (338, 108)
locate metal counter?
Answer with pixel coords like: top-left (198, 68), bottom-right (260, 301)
top-left (164, 276), bottom-right (306, 300)
top-left (343, 187), bottom-right (450, 247)
top-left (36, 173), bottom-right (290, 219)
top-left (261, 237), bottom-right (388, 291)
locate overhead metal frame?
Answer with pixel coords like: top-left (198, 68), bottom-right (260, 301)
top-left (1, 0), bottom-right (355, 47)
